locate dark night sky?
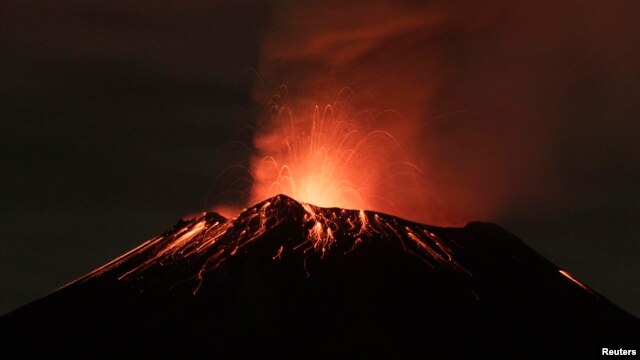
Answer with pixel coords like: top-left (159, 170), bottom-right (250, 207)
top-left (2, 1), bottom-right (639, 317)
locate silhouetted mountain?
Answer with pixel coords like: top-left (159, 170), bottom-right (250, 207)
top-left (1, 195), bottom-right (638, 358)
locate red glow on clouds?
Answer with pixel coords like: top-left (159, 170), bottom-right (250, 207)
top-left (249, 1), bottom-right (564, 226)
top-left (210, 1), bottom-right (636, 226)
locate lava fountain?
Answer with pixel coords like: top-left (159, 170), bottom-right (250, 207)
top-left (248, 87), bottom-right (456, 224)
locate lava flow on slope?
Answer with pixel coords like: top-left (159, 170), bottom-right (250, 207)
top-left (1, 195), bottom-right (638, 358)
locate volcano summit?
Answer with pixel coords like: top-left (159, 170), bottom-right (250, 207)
top-left (1, 195), bottom-right (638, 358)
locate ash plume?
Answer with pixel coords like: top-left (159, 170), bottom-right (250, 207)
top-left (255, 0), bottom-right (640, 226)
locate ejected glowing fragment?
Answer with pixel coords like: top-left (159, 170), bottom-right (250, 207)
top-left (559, 269), bottom-right (595, 295)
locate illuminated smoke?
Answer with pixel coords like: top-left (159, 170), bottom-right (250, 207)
top-left (252, 1), bottom-right (554, 224)
top-left (205, 1), bottom-right (638, 229)
top-left (248, 1), bottom-right (502, 225)
top-left (247, 87), bottom-right (459, 224)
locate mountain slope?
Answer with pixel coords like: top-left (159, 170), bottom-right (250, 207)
top-left (1, 195), bottom-right (638, 358)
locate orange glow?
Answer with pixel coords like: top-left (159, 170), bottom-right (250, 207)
top-left (559, 269), bottom-right (594, 295)
top-left (248, 88), bottom-right (451, 224)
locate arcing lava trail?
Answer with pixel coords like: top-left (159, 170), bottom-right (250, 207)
top-left (1, 195), bottom-right (638, 358)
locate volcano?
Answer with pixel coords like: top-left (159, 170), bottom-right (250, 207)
top-left (1, 194), bottom-right (637, 358)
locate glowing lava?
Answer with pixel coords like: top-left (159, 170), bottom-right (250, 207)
top-left (248, 89), bottom-right (440, 223)
top-left (66, 195), bottom-right (468, 294)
